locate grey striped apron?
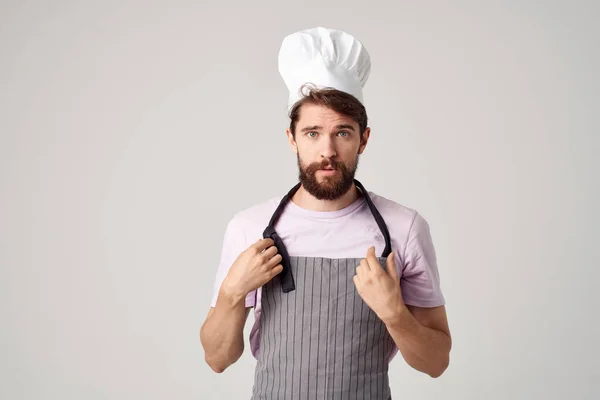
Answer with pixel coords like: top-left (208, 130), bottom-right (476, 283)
top-left (251, 179), bottom-right (396, 400)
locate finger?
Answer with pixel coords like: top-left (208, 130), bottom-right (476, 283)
top-left (386, 252), bottom-right (399, 282)
top-left (366, 246), bottom-right (378, 263)
top-left (357, 259), bottom-right (369, 276)
top-left (253, 238), bottom-right (275, 251)
top-left (261, 245), bottom-right (279, 259)
top-left (270, 264), bottom-right (283, 277)
top-left (266, 253), bottom-right (283, 268)
top-left (366, 246), bottom-right (382, 273)
top-left (352, 274), bottom-right (361, 288)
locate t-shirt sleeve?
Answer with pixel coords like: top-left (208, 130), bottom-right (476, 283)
top-left (210, 216), bottom-right (257, 308)
top-left (400, 212), bottom-right (446, 308)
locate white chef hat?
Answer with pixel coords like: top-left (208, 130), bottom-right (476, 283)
top-left (278, 27), bottom-right (371, 110)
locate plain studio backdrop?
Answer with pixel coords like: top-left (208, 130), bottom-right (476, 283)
top-left (1, 0), bottom-right (598, 399)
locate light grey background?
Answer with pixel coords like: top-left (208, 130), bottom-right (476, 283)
top-left (1, 0), bottom-right (598, 399)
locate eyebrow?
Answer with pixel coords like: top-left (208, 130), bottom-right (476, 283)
top-left (300, 124), bottom-right (356, 132)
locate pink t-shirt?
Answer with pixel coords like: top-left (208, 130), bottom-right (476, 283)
top-left (210, 190), bottom-right (445, 360)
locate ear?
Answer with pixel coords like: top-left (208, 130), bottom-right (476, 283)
top-left (358, 127), bottom-right (371, 154)
top-left (286, 128), bottom-right (298, 154)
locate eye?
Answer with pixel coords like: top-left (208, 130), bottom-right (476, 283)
top-left (307, 131), bottom-right (318, 138)
top-left (338, 131), bottom-right (350, 137)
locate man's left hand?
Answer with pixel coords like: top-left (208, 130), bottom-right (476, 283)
top-left (353, 246), bottom-right (407, 323)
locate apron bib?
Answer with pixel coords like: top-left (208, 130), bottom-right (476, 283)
top-left (251, 180), bottom-right (395, 400)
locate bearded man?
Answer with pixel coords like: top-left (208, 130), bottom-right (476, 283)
top-left (200, 27), bottom-right (451, 400)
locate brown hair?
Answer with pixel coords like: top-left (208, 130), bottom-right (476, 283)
top-left (288, 83), bottom-right (368, 138)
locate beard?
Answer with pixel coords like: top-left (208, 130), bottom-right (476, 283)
top-left (297, 153), bottom-right (359, 200)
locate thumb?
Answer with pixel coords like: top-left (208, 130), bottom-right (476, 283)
top-left (386, 252), bottom-right (399, 281)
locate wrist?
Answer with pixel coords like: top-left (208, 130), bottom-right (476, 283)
top-left (379, 297), bottom-right (410, 327)
top-left (217, 282), bottom-right (247, 308)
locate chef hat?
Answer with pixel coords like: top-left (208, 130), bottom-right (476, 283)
top-left (278, 27), bottom-right (371, 110)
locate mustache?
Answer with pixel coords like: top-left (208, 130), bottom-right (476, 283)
top-left (315, 158), bottom-right (342, 170)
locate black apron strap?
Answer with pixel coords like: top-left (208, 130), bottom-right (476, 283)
top-left (263, 179), bottom-right (392, 293)
top-left (262, 182), bottom-right (301, 293)
top-left (353, 179), bottom-right (392, 257)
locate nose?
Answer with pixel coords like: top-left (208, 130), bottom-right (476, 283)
top-left (320, 136), bottom-right (337, 159)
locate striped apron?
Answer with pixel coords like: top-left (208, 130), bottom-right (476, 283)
top-left (251, 180), bottom-right (396, 400)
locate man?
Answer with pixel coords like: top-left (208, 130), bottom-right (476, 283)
top-left (200, 27), bottom-right (451, 399)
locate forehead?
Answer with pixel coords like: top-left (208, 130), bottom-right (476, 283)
top-left (296, 104), bottom-right (358, 128)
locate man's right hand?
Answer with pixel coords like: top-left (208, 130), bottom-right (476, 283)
top-left (219, 238), bottom-right (283, 303)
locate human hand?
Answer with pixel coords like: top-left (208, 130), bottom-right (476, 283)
top-left (220, 238), bottom-right (283, 303)
top-left (353, 246), bottom-right (407, 323)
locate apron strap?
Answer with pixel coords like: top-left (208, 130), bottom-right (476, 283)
top-left (262, 179), bottom-right (392, 293)
top-left (353, 179), bottom-right (392, 257)
top-left (263, 182), bottom-right (301, 293)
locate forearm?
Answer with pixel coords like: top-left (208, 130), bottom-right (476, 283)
top-left (384, 306), bottom-right (451, 378)
top-left (200, 291), bottom-right (248, 373)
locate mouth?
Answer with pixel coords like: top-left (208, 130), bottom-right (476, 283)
top-left (320, 164), bottom-right (337, 170)
top-left (318, 168), bottom-right (339, 175)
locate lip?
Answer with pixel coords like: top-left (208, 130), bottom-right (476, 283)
top-left (318, 169), bottom-right (338, 175)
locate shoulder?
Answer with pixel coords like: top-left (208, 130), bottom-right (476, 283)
top-left (227, 195), bottom-right (283, 238)
top-left (368, 191), bottom-right (421, 227)
top-left (368, 191), bottom-right (432, 244)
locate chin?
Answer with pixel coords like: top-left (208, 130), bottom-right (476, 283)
top-left (317, 177), bottom-right (339, 185)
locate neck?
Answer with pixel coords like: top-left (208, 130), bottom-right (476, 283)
top-left (291, 183), bottom-right (362, 212)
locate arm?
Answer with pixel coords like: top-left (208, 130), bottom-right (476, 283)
top-left (391, 211), bottom-right (450, 376)
top-left (354, 249), bottom-right (452, 378)
top-left (354, 208), bottom-right (451, 377)
top-left (200, 228), bottom-right (282, 373)
top-left (200, 291), bottom-right (251, 373)
top-left (382, 303), bottom-right (451, 378)
top-left (200, 217), bottom-right (251, 373)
